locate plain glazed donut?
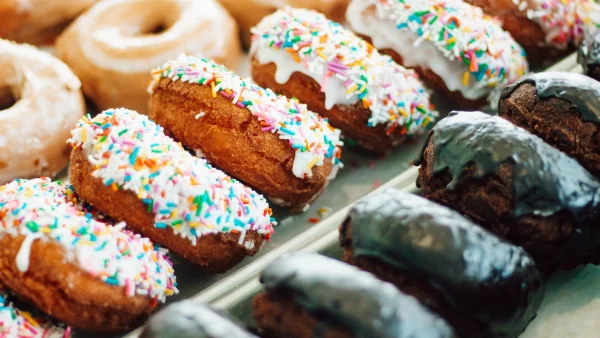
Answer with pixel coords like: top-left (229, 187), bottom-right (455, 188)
top-left (218, 0), bottom-right (350, 48)
top-left (68, 109), bottom-right (276, 272)
top-left (0, 178), bottom-right (178, 333)
top-left (0, 0), bottom-right (98, 45)
top-left (55, 0), bottom-right (242, 114)
top-left (0, 39), bottom-right (84, 185)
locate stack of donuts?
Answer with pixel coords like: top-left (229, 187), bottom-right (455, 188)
top-left (1, 0), bottom-right (600, 335)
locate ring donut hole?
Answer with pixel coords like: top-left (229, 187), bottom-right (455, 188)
top-left (134, 6), bottom-right (180, 36)
top-left (0, 85), bottom-right (17, 111)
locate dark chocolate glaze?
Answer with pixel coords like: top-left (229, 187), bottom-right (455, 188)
top-left (140, 300), bottom-right (257, 338)
top-left (340, 189), bottom-right (544, 338)
top-left (578, 33), bottom-right (600, 74)
top-left (260, 252), bottom-right (457, 338)
top-left (500, 72), bottom-right (600, 124)
top-left (414, 111), bottom-right (600, 250)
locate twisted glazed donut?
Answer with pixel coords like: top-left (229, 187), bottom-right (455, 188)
top-left (0, 0), bottom-right (99, 45)
top-left (0, 39), bottom-right (84, 185)
top-left (56, 0), bottom-right (241, 114)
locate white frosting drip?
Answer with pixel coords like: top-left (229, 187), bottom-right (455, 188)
top-left (15, 232), bottom-right (44, 272)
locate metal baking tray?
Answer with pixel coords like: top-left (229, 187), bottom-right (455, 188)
top-left (64, 53), bottom-right (579, 337)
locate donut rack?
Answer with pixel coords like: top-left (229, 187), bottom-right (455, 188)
top-left (95, 54), bottom-right (583, 338)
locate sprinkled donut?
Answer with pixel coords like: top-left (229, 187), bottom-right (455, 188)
top-left (0, 0), bottom-right (99, 45)
top-left (466, 0), bottom-right (600, 64)
top-left (149, 55), bottom-right (343, 211)
top-left (0, 39), bottom-right (84, 185)
top-left (55, 0), bottom-right (241, 114)
top-left (68, 109), bottom-right (276, 272)
top-left (346, 0), bottom-right (529, 108)
top-left (0, 178), bottom-right (178, 333)
top-left (250, 8), bottom-right (437, 152)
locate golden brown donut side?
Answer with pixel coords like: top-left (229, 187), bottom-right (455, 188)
top-left (0, 234), bottom-right (153, 333)
top-left (250, 58), bottom-right (403, 152)
top-left (150, 78), bottom-right (333, 210)
top-left (69, 148), bottom-right (263, 272)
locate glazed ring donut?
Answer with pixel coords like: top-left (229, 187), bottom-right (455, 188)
top-left (0, 39), bottom-right (84, 185)
top-left (0, 0), bottom-right (98, 45)
top-left (0, 178), bottom-right (178, 333)
top-left (68, 109), bottom-right (276, 272)
top-left (149, 55), bottom-right (343, 211)
top-left (345, 0), bottom-right (529, 108)
top-left (218, 0), bottom-right (350, 48)
top-left (56, 0), bottom-right (242, 114)
top-left (250, 8), bottom-right (438, 152)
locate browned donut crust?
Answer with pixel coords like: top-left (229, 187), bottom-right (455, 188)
top-left (150, 77), bottom-right (333, 211)
top-left (339, 226), bottom-right (485, 338)
top-left (499, 82), bottom-right (600, 177)
top-left (464, 0), bottom-right (572, 66)
top-left (69, 148), bottom-right (264, 273)
top-left (253, 292), bottom-right (350, 338)
top-left (417, 136), bottom-right (598, 273)
top-left (250, 57), bottom-right (404, 152)
top-left (0, 234), bottom-right (154, 333)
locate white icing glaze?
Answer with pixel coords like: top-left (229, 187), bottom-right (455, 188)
top-left (15, 232), bottom-right (44, 272)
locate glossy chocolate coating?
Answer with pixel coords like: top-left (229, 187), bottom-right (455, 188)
top-left (261, 252), bottom-right (457, 338)
top-left (578, 33), bottom-right (600, 75)
top-left (140, 300), bottom-right (256, 338)
top-left (341, 189), bottom-right (544, 338)
top-left (414, 111), bottom-right (600, 251)
top-left (501, 72), bottom-right (600, 124)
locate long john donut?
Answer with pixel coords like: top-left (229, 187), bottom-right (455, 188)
top-left (68, 109), bottom-right (276, 272)
top-left (149, 55), bottom-right (343, 211)
top-left (0, 178), bottom-right (177, 333)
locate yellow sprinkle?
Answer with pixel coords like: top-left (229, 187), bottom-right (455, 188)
top-left (462, 72), bottom-right (470, 87)
top-left (306, 157), bottom-right (319, 170)
top-left (82, 128), bottom-right (86, 143)
top-left (346, 84), bottom-right (358, 94)
top-left (398, 109), bottom-right (408, 117)
top-left (447, 37), bottom-right (457, 44)
top-left (189, 222), bottom-right (200, 228)
top-left (21, 312), bottom-right (39, 327)
top-left (317, 49), bottom-right (327, 60)
top-left (211, 81), bottom-right (216, 98)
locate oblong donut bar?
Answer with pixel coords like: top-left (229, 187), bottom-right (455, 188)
top-left (56, 0), bottom-right (241, 114)
top-left (250, 8), bottom-right (438, 152)
top-left (0, 39), bottom-right (85, 185)
top-left (68, 108), bottom-right (276, 272)
top-left (0, 178), bottom-right (178, 333)
top-left (345, 0), bottom-right (529, 107)
top-left (149, 54), bottom-right (343, 211)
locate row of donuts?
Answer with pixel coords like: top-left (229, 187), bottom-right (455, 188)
top-left (137, 69), bottom-right (600, 338)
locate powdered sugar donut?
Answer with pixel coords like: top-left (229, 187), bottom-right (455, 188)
top-left (0, 39), bottom-right (84, 185)
top-left (55, 0), bottom-right (241, 114)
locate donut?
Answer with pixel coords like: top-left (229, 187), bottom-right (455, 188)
top-left (339, 189), bottom-right (544, 338)
top-left (218, 0), bottom-right (350, 48)
top-left (499, 72), bottom-right (600, 178)
top-left (149, 55), bottom-right (343, 211)
top-left (68, 109), bottom-right (276, 272)
top-left (465, 0), bottom-right (600, 64)
top-left (254, 252), bottom-right (457, 338)
top-left (415, 111), bottom-right (600, 273)
top-left (0, 39), bottom-right (84, 186)
top-left (0, 288), bottom-right (70, 337)
top-left (0, 0), bottom-right (98, 45)
top-left (250, 8), bottom-right (438, 152)
top-left (579, 32), bottom-right (600, 81)
top-left (141, 300), bottom-right (257, 338)
top-left (55, 0), bottom-right (242, 114)
top-left (345, 0), bottom-right (529, 108)
top-left (0, 178), bottom-right (178, 333)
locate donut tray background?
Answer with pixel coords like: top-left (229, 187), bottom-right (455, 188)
top-left (64, 53), bottom-right (581, 338)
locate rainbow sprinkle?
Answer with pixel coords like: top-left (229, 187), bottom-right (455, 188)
top-left (149, 55), bottom-right (343, 179)
top-left (349, 0), bottom-right (529, 100)
top-left (250, 8), bottom-right (438, 137)
top-left (512, 0), bottom-right (600, 48)
top-left (0, 178), bottom-right (178, 302)
top-left (68, 109), bottom-right (276, 249)
top-left (0, 290), bottom-right (69, 338)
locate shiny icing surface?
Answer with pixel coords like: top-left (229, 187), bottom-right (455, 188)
top-left (261, 252), bottom-right (457, 338)
top-left (342, 189), bottom-right (544, 338)
top-left (501, 71), bottom-right (600, 124)
top-left (251, 8), bottom-right (438, 137)
top-left (415, 111), bottom-right (600, 250)
top-left (578, 33), bottom-right (600, 74)
top-left (141, 300), bottom-right (256, 338)
top-left (345, 0), bottom-right (529, 101)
